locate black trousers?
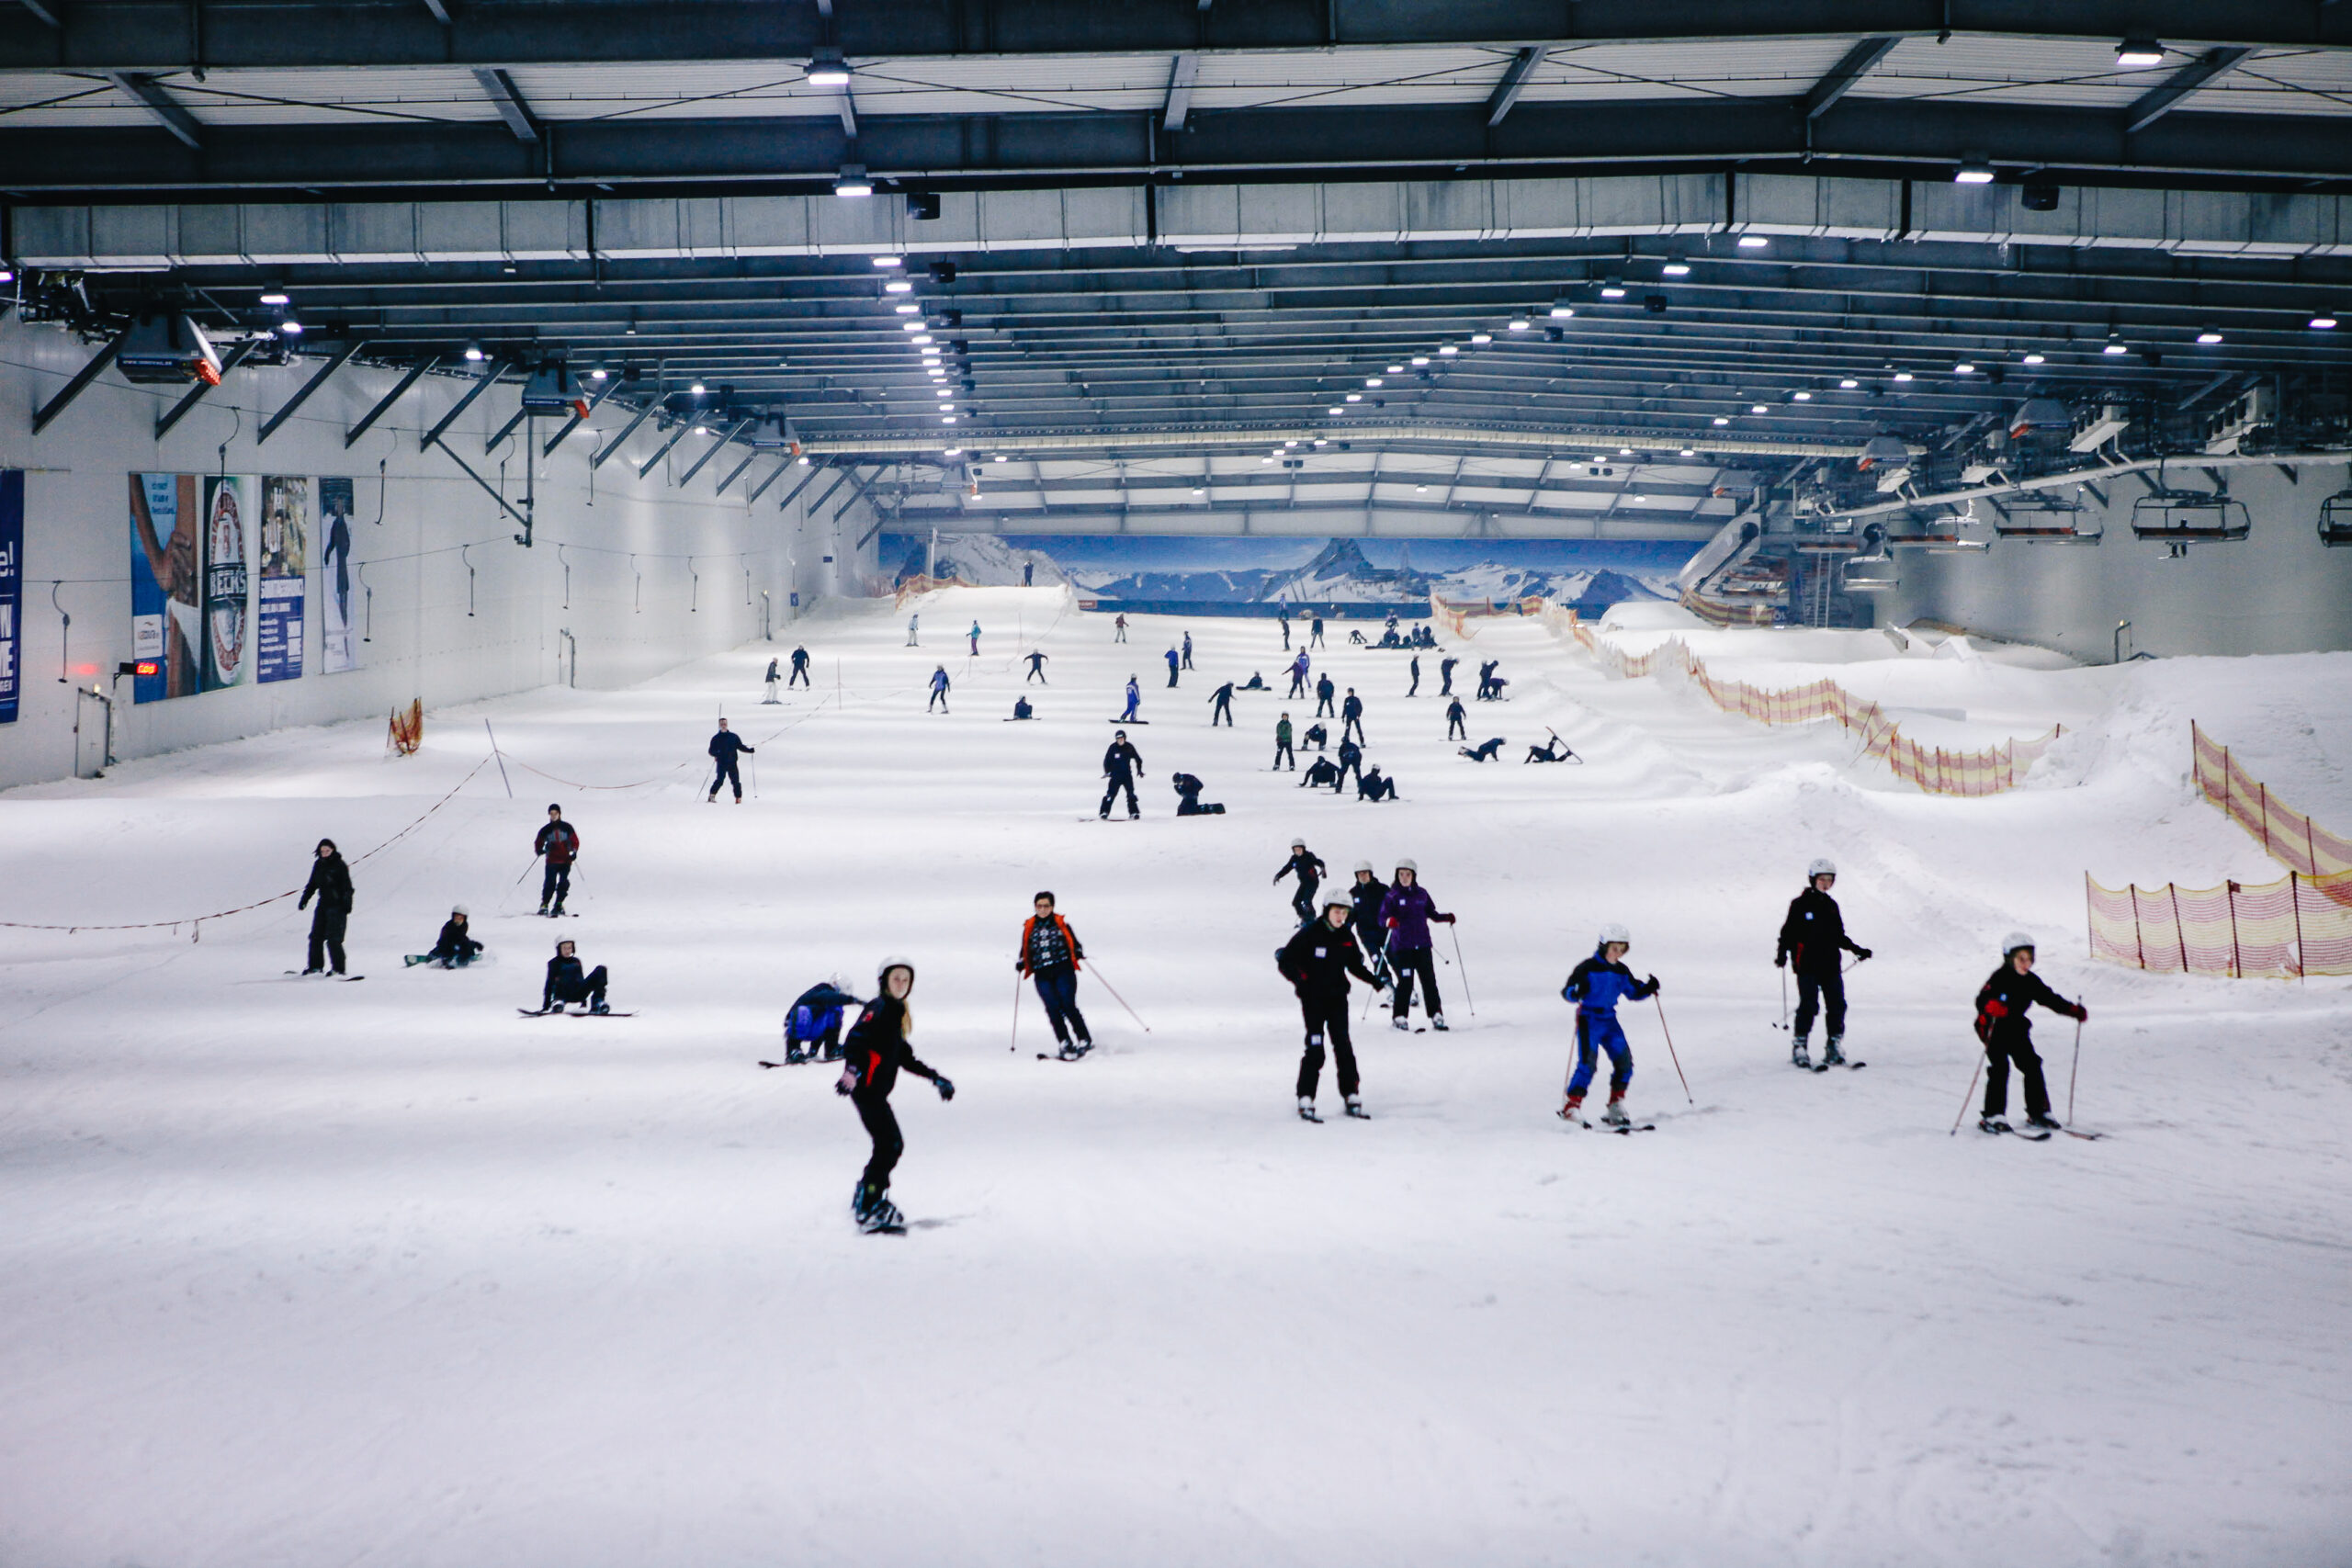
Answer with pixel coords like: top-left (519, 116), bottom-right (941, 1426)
top-left (1794, 968), bottom-right (1846, 1036)
top-left (1441, 671), bottom-right (1454, 694)
top-left (789, 664), bottom-right (810, 686)
top-left (1447, 714), bottom-right (1467, 739)
top-left (1983, 1034), bottom-right (2052, 1120)
top-left (1033, 967), bottom-right (1091, 1044)
top-left (1391, 946), bottom-right (1442, 1020)
top-left (1167, 667), bottom-right (1180, 687)
top-left (306, 905), bottom-right (348, 974)
top-left (1408, 671), bottom-right (1419, 695)
top-left (1101, 775), bottom-right (1139, 816)
top-left (1211, 699), bottom-right (1232, 726)
top-left (1342, 716), bottom-right (1364, 743)
top-left (854, 1091), bottom-right (904, 1190)
top-left (1316, 694), bottom-right (1334, 716)
top-left (1026, 666), bottom-right (1046, 683)
top-left (1290, 884), bottom-right (1318, 923)
top-left (929, 689), bottom-right (950, 711)
top-left (1288, 672), bottom-right (1306, 697)
top-left (551, 965), bottom-right (609, 1009)
top-left (540, 861), bottom-right (571, 911)
top-left (1273, 739), bottom-right (1295, 769)
top-left (1296, 997), bottom-right (1359, 1099)
top-left (710, 756), bottom-right (742, 797)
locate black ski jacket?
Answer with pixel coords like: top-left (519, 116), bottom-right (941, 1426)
top-left (1349, 875), bottom-right (1390, 953)
top-left (708, 730), bottom-right (754, 761)
top-left (1777, 887), bottom-right (1862, 973)
top-left (1102, 739), bottom-right (1142, 779)
top-left (542, 953), bottom-right (593, 1007)
top-left (791, 647), bottom-right (809, 670)
top-left (1341, 694), bottom-right (1363, 721)
top-left (1974, 966), bottom-right (2083, 1046)
top-left (300, 854), bottom-right (354, 914)
top-left (843, 996), bottom-right (940, 1100)
top-left (535, 820), bottom-right (580, 866)
top-left (430, 919), bottom-right (482, 962)
top-left (1274, 850), bottom-right (1326, 893)
top-left (1210, 682), bottom-right (1235, 706)
top-left (1278, 919), bottom-right (1383, 1001)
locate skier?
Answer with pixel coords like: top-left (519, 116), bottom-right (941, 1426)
top-left (1011, 696), bottom-right (1035, 721)
top-left (1340, 688), bottom-right (1365, 744)
top-left (1016, 892), bottom-right (1093, 1059)
top-left (1286, 652), bottom-right (1311, 698)
top-left (1024, 650), bottom-right (1049, 684)
top-left (1309, 615), bottom-right (1325, 648)
top-left (1303, 720), bottom-right (1329, 752)
top-left (1100, 730), bottom-right (1144, 819)
top-left (405, 903), bottom-right (481, 968)
top-left (1346, 862), bottom-right (1391, 985)
top-left (836, 957), bottom-right (954, 1233)
top-left (1114, 613), bottom-right (1129, 644)
top-left (1172, 773), bottom-right (1225, 815)
top-left (1182, 631), bottom-right (1194, 671)
top-left (928, 666), bottom-right (951, 714)
top-left (707, 717), bottom-right (755, 802)
top-left (1333, 736), bottom-right (1364, 794)
top-left (1277, 893), bottom-right (1387, 1122)
top-left (906, 613), bottom-right (919, 647)
top-left (1280, 611), bottom-right (1292, 650)
top-left (789, 644), bottom-right (811, 687)
top-left (1119, 676), bottom-right (1142, 723)
top-left (1379, 859), bottom-right (1454, 1032)
top-left (1559, 924), bottom-right (1660, 1126)
top-left (1408, 655), bottom-right (1420, 697)
top-left (1439, 655), bottom-right (1459, 696)
top-left (1356, 764), bottom-right (1396, 802)
top-left (1299, 756), bottom-right (1340, 789)
top-left (1165, 647), bottom-right (1182, 688)
top-left (1023, 560), bottom-right (1035, 587)
top-left (535, 804), bottom-right (580, 915)
top-left (539, 937), bottom-right (610, 1014)
top-left (1273, 712), bottom-right (1295, 771)
top-left (1459, 737), bottom-right (1505, 762)
top-left (298, 838), bottom-right (354, 976)
top-left (968, 620), bottom-right (981, 657)
top-left (1445, 696), bottom-right (1468, 740)
top-left (1973, 933), bottom-right (2086, 1134)
top-left (1315, 673), bottom-right (1337, 717)
top-left (1524, 735), bottom-right (1577, 763)
top-left (784, 975), bottom-right (860, 1064)
top-left (763, 657), bottom-right (782, 704)
top-left (1274, 839), bottom-right (1328, 925)
top-left (1775, 858), bottom-right (1872, 1068)
top-left (1208, 680), bottom-right (1236, 727)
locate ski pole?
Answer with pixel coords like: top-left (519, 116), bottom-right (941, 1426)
top-left (2066, 1017), bottom-right (2082, 1124)
top-left (1776, 964), bottom-right (1789, 1032)
top-left (749, 751), bottom-right (761, 800)
top-left (511, 852), bottom-right (542, 887)
top-left (1651, 994), bottom-right (1693, 1105)
top-left (1083, 960), bottom-right (1152, 1033)
top-left (1449, 923), bottom-right (1477, 1016)
top-left (1009, 971), bottom-right (1023, 1053)
top-left (1951, 1050), bottom-right (1985, 1136)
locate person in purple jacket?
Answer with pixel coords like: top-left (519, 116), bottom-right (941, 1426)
top-left (1378, 858), bottom-right (1455, 1032)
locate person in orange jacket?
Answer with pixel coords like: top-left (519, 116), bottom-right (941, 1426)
top-left (1018, 891), bottom-right (1094, 1059)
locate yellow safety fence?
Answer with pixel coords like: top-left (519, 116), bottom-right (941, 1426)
top-left (1430, 591), bottom-right (1544, 638)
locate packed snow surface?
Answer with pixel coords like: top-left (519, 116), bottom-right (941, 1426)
top-left (3, 588), bottom-right (2349, 1567)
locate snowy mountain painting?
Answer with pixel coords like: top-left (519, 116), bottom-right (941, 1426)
top-left (882, 534), bottom-right (1696, 610)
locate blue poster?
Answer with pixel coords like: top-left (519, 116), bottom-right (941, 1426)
top-left (0, 469), bottom-right (20, 724)
top-left (256, 475), bottom-right (309, 683)
top-left (130, 473), bottom-right (202, 703)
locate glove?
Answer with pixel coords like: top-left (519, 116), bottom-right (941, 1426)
top-left (2072, 1002), bottom-right (2088, 1021)
top-left (1646, 975), bottom-right (1661, 992)
top-left (834, 1066), bottom-right (858, 1096)
top-left (933, 1074), bottom-right (956, 1101)
top-left (1774, 952), bottom-right (1787, 969)
top-left (1854, 947), bottom-right (1873, 962)
top-left (1439, 913), bottom-right (1457, 925)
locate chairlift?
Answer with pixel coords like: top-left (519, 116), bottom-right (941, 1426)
top-left (2320, 488), bottom-right (2352, 548)
top-left (1840, 525), bottom-right (1899, 593)
top-left (2130, 461), bottom-right (2249, 543)
top-left (1991, 489), bottom-right (2102, 545)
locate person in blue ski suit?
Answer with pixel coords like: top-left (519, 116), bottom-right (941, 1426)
top-left (1165, 647), bottom-right (1182, 687)
top-left (1120, 676), bottom-right (1142, 722)
top-left (1286, 651), bottom-right (1311, 698)
top-left (1560, 925), bottom-right (1659, 1125)
top-left (928, 666), bottom-right (951, 713)
top-left (785, 976), bottom-right (861, 1064)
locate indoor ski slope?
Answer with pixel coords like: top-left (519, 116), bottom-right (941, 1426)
top-left (3, 587), bottom-right (2347, 1568)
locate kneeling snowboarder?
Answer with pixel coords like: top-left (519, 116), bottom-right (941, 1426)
top-left (1173, 773), bottom-right (1226, 815)
top-left (837, 958), bottom-right (955, 1232)
top-left (405, 904), bottom-right (482, 968)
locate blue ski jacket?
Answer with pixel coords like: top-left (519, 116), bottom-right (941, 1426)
top-left (1563, 950), bottom-right (1658, 1015)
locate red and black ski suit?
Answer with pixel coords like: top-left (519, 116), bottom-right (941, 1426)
top-left (842, 995), bottom-right (943, 1191)
top-left (1973, 965), bottom-right (2085, 1120)
top-left (1017, 912), bottom-right (1091, 1047)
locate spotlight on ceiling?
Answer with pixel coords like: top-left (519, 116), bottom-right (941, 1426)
top-left (259, 291), bottom-right (290, 306)
top-left (832, 165), bottom-right (874, 198)
top-left (1954, 157), bottom-right (1996, 186)
top-left (1661, 256), bottom-right (1691, 276)
top-left (872, 254), bottom-right (904, 268)
top-left (1838, 378), bottom-right (1860, 389)
top-left (2197, 327), bottom-right (2223, 344)
top-left (2021, 353), bottom-right (2045, 366)
top-left (2309, 312), bottom-right (2338, 331)
top-left (1736, 234), bottom-right (1769, 249)
top-left (1548, 299), bottom-right (1576, 318)
top-left (806, 48), bottom-right (852, 87)
top-left (2114, 38), bottom-right (2165, 68)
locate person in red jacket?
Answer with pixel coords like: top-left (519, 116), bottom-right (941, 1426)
top-left (1017, 892), bottom-right (1093, 1059)
top-left (1973, 931), bottom-right (2086, 1134)
top-left (534, 804), bottom-right (579, 917)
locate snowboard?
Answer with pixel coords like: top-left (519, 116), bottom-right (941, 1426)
top-left (286, 970), bottom-right (366, 981)
top-left (1812, 1059), bottom-right (1867, 1072)
top-left (518, 1006), bottom-right (636, 1018)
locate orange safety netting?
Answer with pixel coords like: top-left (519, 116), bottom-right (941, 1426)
top-left (2192, 720), bottom-right (2352, 877)
top-left (1556, 610), bottom-right (2061, 796)
top-left (893, 572), bottom-right (972, 609)
top-left (387, 698), bottom-right (424, 757)
top-left (1430, 592), bottom-right (1542, 638)
top-left (1679, 590), bottom-right (1778, 627)
top-left (2086, 869), bottom-right (2352, 977)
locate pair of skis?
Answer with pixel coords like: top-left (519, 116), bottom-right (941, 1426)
top-left (517, 1006), bottom-right (634, 1018)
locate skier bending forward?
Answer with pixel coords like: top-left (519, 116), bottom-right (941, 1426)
top-left (837, 957), bottom-right (955, 1233)
top-left (1277, 894), bottom-right (1387, 1122)
top-left (1973, 931), bottom-right (2085, 1134)
top-left (1560, 923), bottom-right (1660, 1127)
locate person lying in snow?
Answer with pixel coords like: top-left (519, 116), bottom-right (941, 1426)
top-left (1459, 737), bottom-right (1506, 762)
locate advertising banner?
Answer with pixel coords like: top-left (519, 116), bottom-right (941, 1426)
top-left (200, 474), bottom-right (249, 692)
top-left (319, 476), bottom-right (357, 673)
top-left (130, 473), bottom-right (202, 703)
top-left (257, 475), bottom-right (309, 683)
top-left (0, 469), bottom-right (20, 724)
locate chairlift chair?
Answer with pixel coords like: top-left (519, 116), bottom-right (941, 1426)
top-left (1839, 525), bottom-right (1899, 593)
top-left (2320, 488), bottom-right (2352, 548)
top-left (2130, 488), bottom-right (2249, 543)
top-left (1991, 489), bottom-right (2102, 545)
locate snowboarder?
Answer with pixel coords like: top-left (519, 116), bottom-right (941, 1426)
top-left (1016, 893), bottom-right (1093, 1058)
top-left (1333, 737), bottom-right (1364, 794)
top-left (1299, 757), bottom-right (1340, 789)
top-left (836, 957), bottom-right (954, 1233)
top-left (1241, 672), bottom-right (1268, 691)
top-left (1775, 858), bottom-right (1872, 1068)
top-left (1340, 688), bottom-right (1365, 744)
top-left (1114, 613), bottom-right (1129, 644)
top-left (535, 804), bottom-right (580, 915)
top-left (1011, 696), bottom-right (1035, 720)
top-left (298, 838), bottom-right (354, 976)
top-left (1459, 737), bottom-right (1506, 762)
top-left (1439, 655), bottom-right (1459, 696)
top-left (405, 904), bottom-right (481, 968)
top-left (1445, 696), bottom-right (1468, 740)
top-left (1286, 653), bottom-right (1310, 697)
top-left (1559, 924), bottom-right (1660, 1126)
top-left (539, 937), bottom-right (610, 1014)
top-left (1315, 673), bottom-right (1336, 717)
top-left (906, 613), bottom-right (920, 647)
top-left (1277, 893), bottom-right (1386, 1122)
top-left (1309, 615), bottom-right (1326, 648)
top-left (1476, 660), bottom-right (1500, 699)
top-left (785, 975), bottom-right (860, 1064)
top-left (763, 658), bottom-right (782, 704)
top-left (789, 644), bottom-right (811, 687)
top-left (1119, 676), bottom-right (1142, 723)
top-left (1379, 859), bottom-right (1454, 1032)
top-left (1100, 730), bottom-right (1144, 819)
top-left (1182, 631), bottom-right (1195, 671)
top-left (1347, 863), bottom-right (1391, 986)
top-left (1973, 932), bottom-right (2086, 1134)
top-left (1024, 650), bottom-right (1049, 684)
top-left (1524, 735), bottom-right (1576, 763)
top-left (928, 666), bottom-right (951, 714)
top-left (968, 620), bottom-right (981, 657)
top-left (1408, 655), bottom-right (1420, 697)
top-left (1274, 839), bottom-right (1328, 924)
top-left (1280, 611), bottom-right (1292, 650)
top-left (707, 718), bottom-right (755, 802)
top-left (1303, 720), bottom-right (1329, 752)
top-left (1273, 713), bottom-right (1295, 771)
top-left (1165, 647), bottom-right (1182, 688)
top-left (1208, 680), bottom-right (1236, 727)
top-left (1172, 773), bottom-right (1225, 815)
top-left (1356, 765), bottom-right (1397, 802)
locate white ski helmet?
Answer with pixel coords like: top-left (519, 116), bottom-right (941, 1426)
top-left (1352, 859), bottom-right (1374, 874)
top-left (1807, 858), bottom-right (1837, 879)
top-left (1323, 892), bottom-right (1353, 912)
top-left (2002, 931), bottom-right (2036, 956)
top-left (1395, 857), bottom-right (1419, 874)
top-left (828, 971), bottom-right (852, 994)
top-left (876, 954), bottom-right (917, 985)
top-left (1292, 837), bottom-right (1307, 850)
top-left (450, 903), bottom-right (469, 917)
top-left (1597, 921), bottom-right (1631, 948)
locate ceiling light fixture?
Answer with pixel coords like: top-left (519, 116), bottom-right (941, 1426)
top-left (1954, 363), bottom-right (1976, 375)
top-left (2021, 353), bottom-right (2045, 365)
top-left (1386, 366), bottom-right (1403, 374)
top-left (1954, 157), bottom-right (1996, 186)
top-left (690, 382), bottom-right (706, 394)
top-left (2114, 38), bottom-right (2165, 68)
top-left (1838, 378), bottom-right (1860, 389)
top-left (833, 164), bottom-right (874, 198)
top-left (942, 415), bottom-right (957, 423)
top-left (993, 454), bottom-right (1008, 462)
top-left (1749, 403), bottom-right (1768, 414)
top-left (2308, 312), bottom-right (2337, 330)
top-left (872, 254), bottom-right (903, 268)
top-left (901, 321), bottom-right (922, 333)
top-left (1600, 281), bottom-right (1627, 299)
top-left (1346, 392), bottom-right (1363, 402)
top-left (1439, 345), bottom-right (1459, 355)
top-left (1792, 389), bottom-right (1813, 400)
top-left (2197, 327), bottom-right (2223, 344)
top-left (259, 291), bottom-right (290, 306)
top-left (1507, 319), bottom-right (1531, 331)
top-left (1411, 355), bottom-right (1430, 366)
top-left (807, 49), bottom-right (852, 87)
top-left (1893, 370), bottom-right (1915, 383)
top-left (462, 344), bottom-right (485, 362)
top-left (1328, 406), bottom-right (1343, 415)
top-left (1661, 257), bottom-right (1691, 276)
top-left (1679, 447), bottom-right (1696, 457)
top-left (1470, 333), bottom-right (1492, 344)
top-left (279, 319), bottom-right (303, 334)
top-left (913, 334), bottom-right (933, 345)
top-left (1713, 416), bottom-right (1731, 425)
top-left (885, 279), bottom-right (913, 294)
top-left (1549, 299), bottom-right (1576, 318)
top-left (589, 367), bottom-right (607, 379)
top-left (2102, 339), bottom-right (2128, 355)
top-left (1736, 234), bottom-right (1769, 249)
top-left (943, 446), bottom-right (963, 456)
top-left (1365, 378), bottom-right (1383, 387)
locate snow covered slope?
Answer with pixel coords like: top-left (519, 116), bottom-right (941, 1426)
top-left (2, 588), bottom-right (2347, 1567)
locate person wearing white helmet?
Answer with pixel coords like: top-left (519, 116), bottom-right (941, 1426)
top-left (1559, 923), bottom-right (1662, 1125)
top-left (837, 957), bottom-right (955, 1232)
top-left (1378, 859), bottom-right (1456, 1032)
top-left (538, 937), bottom-right (609, 1015)
top-left (1775, 858), bottom-right (1872, 1068)
top-left (1346, 861), bottom-right (1393, 986)
top-left (1972, 932), bottom-right (2086, 1134)
top-left (1273, 839), bottom-right (1328, 926)
top-left (783, 973), bottom-right (863, 1066)
top-left (406, 903), bottom-right (482, 969)
top-left (1276, 891), bottom-right (1388, 1121)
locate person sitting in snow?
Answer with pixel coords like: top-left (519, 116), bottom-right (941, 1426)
top-left (406, 904), bottom-right (482, 968)
top-left (1303, 720), bottom-right (1329, 751)
top-left (540, 938), bottom-right (611, 1015)
top-left (1012, 696), bottom-right (1035, 720)
top-left (1299, 756), bottom-right (1340, 789)
top-left (1356, 765), bottom-right (1397, 802)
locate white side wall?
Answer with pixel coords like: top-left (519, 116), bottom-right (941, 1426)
top-left (1881, 460), bottom-right (2352, 661)
top-left (0, 319), bottom-right (881, 788)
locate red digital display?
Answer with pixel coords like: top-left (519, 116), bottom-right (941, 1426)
top-left (134, 661), bottom-right (161, 677)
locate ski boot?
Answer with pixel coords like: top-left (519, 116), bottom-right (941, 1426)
top-left (1600, 1096), bottom-right (1631, 1128)
top-left (1057, 1039), bottom-right (1084, 1061)
top-left (1344, 1097), bottom-right (1369, 1120)
top-left (820, 1043), bottom-right (843, 1063)
top-left (1297, 1097), bottom-right (1322, 1123)
top-left (536, 904), bottom-right (548, 918)
top-left (1791, 1033), bottom-right (1812, 1070)
top-left (1430, 1014), bottom-right (1449, 1032)
top-left (1821, 1036), bottom-right (1846, 1068)
top-left (590, 998), bottom-right (610, 1015)
top-left (1391, 1017), bottom-right (1411, 1032)
top-left (852, 1181), bottom-right (876, 1221)
top-left (1557, 1092), bottom-right (1585, 1122)
top-left (784, 1044), bottom-right (808, 1066)
top-left (2025, 1111), bottom-right (2063, 1132)
top-left (1978, 1115), bottom-right (2012, 1134)
top-left (860, 1194), bottom-right (905, 1234)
